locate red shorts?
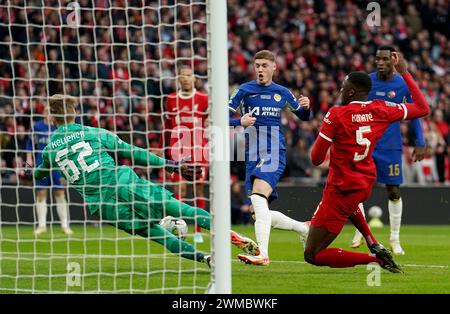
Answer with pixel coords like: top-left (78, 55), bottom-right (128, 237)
top-left (310, 187), bottom-right (371, 234)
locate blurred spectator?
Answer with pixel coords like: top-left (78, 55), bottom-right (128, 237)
top-left (286, 137), bottom-right (313, 179)
top-left (230, 181), bottom-right (252, 225)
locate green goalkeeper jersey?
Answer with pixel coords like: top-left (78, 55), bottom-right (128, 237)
top-left (34, 123), bottom-right (165, 215)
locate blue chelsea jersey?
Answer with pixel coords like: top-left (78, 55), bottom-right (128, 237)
top-left (26, 119), bottom-right (56, 165)
top-left (368, 72), bottom-right (424, 150)
top-left (228, 81), bottom-right (309, 153)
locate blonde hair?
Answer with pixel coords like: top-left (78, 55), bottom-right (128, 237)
top-left (49, 94), bottom-right (78, 125)
top-left (253, 50), bottom-right (275, 62)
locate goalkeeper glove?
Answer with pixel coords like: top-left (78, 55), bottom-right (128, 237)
top-left (165, 156), bottom-right (203, 181)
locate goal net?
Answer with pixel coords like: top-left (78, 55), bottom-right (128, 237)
top-left (0, 0), bottom-right (229, 294)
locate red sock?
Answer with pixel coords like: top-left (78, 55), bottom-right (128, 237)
top-left (350, 206), bottom-right (377, 246)
top-left (314, 248), bottom-right (382, 268)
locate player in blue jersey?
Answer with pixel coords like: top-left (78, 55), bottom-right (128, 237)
top-left (229, 50), bottom-right (311, 265)
top-left (26, 106), bottom-right (73, 235)
top-left (351, 46), bottom-right (425, 255)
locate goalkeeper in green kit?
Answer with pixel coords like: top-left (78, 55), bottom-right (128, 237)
top-left (33, 94), bottom-right (259, 267)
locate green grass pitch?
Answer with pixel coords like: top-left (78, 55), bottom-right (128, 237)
top-left (1, 224), bottom-right (449, 293)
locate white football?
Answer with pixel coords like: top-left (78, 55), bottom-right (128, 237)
top-left (368, 206), bottom-right (383, 219)
top-left (159, 216), bottom-right (188, 240)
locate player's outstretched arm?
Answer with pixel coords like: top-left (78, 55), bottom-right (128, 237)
top-left (165, 156), bottom-right (203, 181)
top-left (393, 52), bottom-right (430, 120)
top-left (101, 128), bottom-right (165, 167)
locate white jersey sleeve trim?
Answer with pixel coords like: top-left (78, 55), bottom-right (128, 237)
top-left (400, 103), bottom-right (408, 120)
top-left (290, 103), bottom-right (302, 111)
top-left (319, 132), bottom-right (333, 142)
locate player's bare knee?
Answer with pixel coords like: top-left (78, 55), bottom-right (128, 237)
top-left (386, 185), bottom-right (400, 200)
top-left (36, 190), bottom-right (47, 201)
top-left (54, 190), bottom-right (65, 198)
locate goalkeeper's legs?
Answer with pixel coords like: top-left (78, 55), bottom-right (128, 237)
top-left (164, 197), bottom-right (259, 255)
top-left (164, 197), bottom-right (211, 230)
top-left (135, 224), bottom-right (208, 264)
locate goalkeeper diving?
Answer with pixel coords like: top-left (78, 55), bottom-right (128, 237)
top-left (32, 94), bottom-right (259, 267)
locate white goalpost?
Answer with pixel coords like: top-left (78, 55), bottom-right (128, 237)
top-left (0, 0), bottom-right (230, 293)
top-left (207, 0), bottom-right (231, 294)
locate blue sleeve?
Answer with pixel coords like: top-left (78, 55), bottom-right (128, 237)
top-left (26, 126), bottom-right (34, 151)
top-left (26, 135), bottom-right (33, 151)
top-left (229, 111), bottom-right (241, 127)
top-left (284, 88), bottom-right (311, 121)
top-left (406, 92), bottom-right (425, 147)
top-left (228, 87), bottom-right (245, 126)
top-left (34, 147), bottom-right (50, 179)
top-left (228, 87), bottom-right (244, 112)
top-left (411, 118), bottom-right (425, 146)
top-left (293, 107), bottom-right (311, 121)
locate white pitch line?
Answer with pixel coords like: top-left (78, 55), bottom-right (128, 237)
top-left (402, 263), bottom-right (449, 269)
top-left (1, 252), bottom-right (448, 269)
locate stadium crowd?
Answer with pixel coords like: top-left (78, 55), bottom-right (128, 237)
top-left (0, 0), bottom-right (449, 188)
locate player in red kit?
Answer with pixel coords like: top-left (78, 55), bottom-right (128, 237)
top-left (163, 65), bottom-right (209, 243)
top-left (304, 53), bottom-right (430, 273)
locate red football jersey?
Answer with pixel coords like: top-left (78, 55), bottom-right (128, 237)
top-left (164, 90), bottom-right (209, 163)
top-left (319, 100), bottom-right (408, 191)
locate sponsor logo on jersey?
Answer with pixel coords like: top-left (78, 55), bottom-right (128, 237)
top-left (38, 137), bottom-right (49, 144)
top-left (385, 101), bottom-right (403, 110)
top-left (387, 90), bottom-right (396, 98)
top-left (376, 91), bottom-right (385, 96)
top-left (274, 94), bottom-right (281, 102)
top-left (180, 116), bottom-right (201, 124)
top-left (261, 94), bottom-right (271, 100)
